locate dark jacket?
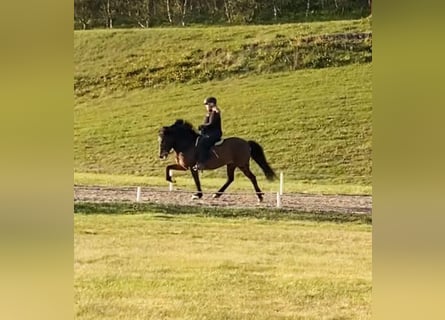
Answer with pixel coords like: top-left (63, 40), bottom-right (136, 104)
top-left (199, 109), bottom-right (222, 138)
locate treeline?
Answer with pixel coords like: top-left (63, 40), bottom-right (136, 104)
top-left (74, 0), bottom-right (371, 29)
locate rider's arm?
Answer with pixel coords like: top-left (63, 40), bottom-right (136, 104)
top-left (200, 111), bottom-right (216, 129)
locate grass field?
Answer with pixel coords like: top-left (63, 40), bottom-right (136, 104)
top-left (74, 18), bottom-right (373, 319)
top-left (74, 172), bottom-right (371, 195)
top-left (74, 19), bottom-right (372, 191)
top-left (74, 18), bottom-right (371, 99)
top-left (74, 63), bottom-right (371, 186)
top-left (75, 210), bottom-right (371, 319)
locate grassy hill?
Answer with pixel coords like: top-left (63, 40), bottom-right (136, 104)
top-left (75, 18), bottom-right (371, 99)
top-left (74, 19), bottom-right (372, 193)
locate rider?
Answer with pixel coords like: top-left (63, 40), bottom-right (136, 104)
top-left (193, 96), bottom-right (223, 171)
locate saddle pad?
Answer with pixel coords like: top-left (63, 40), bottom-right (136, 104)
top-left (214, 139), bottom-right (224, 146)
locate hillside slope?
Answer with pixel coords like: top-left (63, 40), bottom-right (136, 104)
top-left (75, 19), bottom-right (371, 100)
top-left (74, 64), bottom-right (371, 185)
top-left (75, 19), bottom-right (371, 188)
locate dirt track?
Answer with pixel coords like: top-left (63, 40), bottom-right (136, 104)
top-left (74, 185), bottom-right (372, 215)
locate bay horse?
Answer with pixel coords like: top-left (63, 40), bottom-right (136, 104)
top-left (158, 119), bottom-right (276, 202)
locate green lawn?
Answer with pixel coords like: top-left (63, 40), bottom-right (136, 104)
top-left (75, 63), bottom-right (371, 186)
top-left (75, 212), bottom-right (371, 319)
top-left (75, 19), bottom-right (372, 319)
top-left (74, 172), bottom-right (371, 195)
top-left (75, 18), bottom-right (372, 192)
top-left (75, 18), bottom-right (371, 99)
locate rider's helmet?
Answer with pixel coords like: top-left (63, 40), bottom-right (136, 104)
top-left (203, 97), bottom-right (217, 106)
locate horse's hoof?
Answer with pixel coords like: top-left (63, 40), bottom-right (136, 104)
top-left (191, 193), bottom-right (202, 200)
top-left (212, 193), bottom-right (222, 199)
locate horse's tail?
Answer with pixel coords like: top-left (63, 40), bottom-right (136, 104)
top-left (248, 140), bottom-right (277, 181)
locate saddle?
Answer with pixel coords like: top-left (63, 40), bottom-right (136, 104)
top-left (195, 137), bottom-right (224, 147)
top-left (194, 137), bottom-right (224, 161)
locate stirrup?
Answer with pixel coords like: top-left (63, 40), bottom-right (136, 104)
top-left (193, 163), bottom-right (205, 171)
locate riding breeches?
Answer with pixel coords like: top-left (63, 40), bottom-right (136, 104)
top-left (197, 134), bottom-right (220, 163)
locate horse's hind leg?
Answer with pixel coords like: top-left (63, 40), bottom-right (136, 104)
top-left (239, 165), bottom-right (264, 202)
top-left (213, 164), bottom-right (236, 198)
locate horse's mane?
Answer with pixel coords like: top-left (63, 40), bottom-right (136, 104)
top-left (173, 119), bottom-right (195, 132)
top-left (159, 119), bottom-right (197, 137)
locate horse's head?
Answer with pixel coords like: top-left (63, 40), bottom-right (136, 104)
top-left (158, 119), bottom-right (198, 160)
top-left (158, 126), bottom-right (174, 160)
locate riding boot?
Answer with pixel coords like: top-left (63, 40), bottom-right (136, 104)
top-left (194, 150), bottom-right (209, 171)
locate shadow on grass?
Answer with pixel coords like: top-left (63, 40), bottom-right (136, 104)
top-left (74, 202), bottom-right (371, 224)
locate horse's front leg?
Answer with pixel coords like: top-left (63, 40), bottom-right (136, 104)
top-left (190, 168), bottom-right (203, 200)
top-left (165, 164), bottom-right (186, 183)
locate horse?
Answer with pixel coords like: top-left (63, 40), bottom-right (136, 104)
top-left (158, 119), bottom-right (276, 202)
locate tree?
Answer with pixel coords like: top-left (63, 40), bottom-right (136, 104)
top-left (74, 0), bottom-right (99, 29)
top-left (178, 0), bottom-right (189, 26)
top-left (73, 0), bottom-right (371, 29)
top-left (305, 0), bottom-right (311, 17)
top-left (166, 0), bottom-right (173, 23)
top-left (124, 0), bottom-right (156, 28)
top-left (98, 0), bottom-right (120, 28)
